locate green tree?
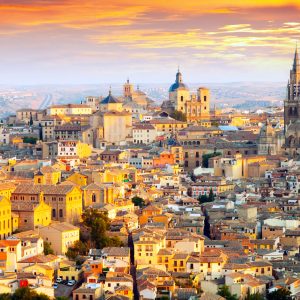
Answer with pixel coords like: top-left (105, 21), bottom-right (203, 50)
top-left (170, 110), bottom-right (187, 122)
top-left (0, 294), bottom-right (10, 300)
top-left (198, 194), bottom-right (208, 204)
top-left (23, 137), bottom-right (37, 144)
top-left (29, 115), bottom-right (33, 126)
top-left (266, 288), bottom-right (291, 300)
top-left (208, 188), bottom-right (215, 202)
top-left (66, 240), bottom-right (88, 260)
top-left (43, 241), bottom-right (54, 255)
top-left (245, 289), bottom-right (264, 300)
top-left (9, 287), bottom-right (50, 300)
top-left (81, 208), bottom-right (124, 249)
top-left (131, 196), bottom-right (145, 208)
top-left (217, 285), bottom-right (238, 300)
top-left (202, 152), bottom-right (222, 168)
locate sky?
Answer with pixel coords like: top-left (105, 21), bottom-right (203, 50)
top-left (0, 0), bottom-right (300, 85)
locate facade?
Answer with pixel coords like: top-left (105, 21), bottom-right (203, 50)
top-left (103, 111), bottom-right (132, 145)
top-left (38, 222), bottom-right (80, 255)
top-left (11, 185), bottom-right (83, 224)
top-left (47, 104), bottom-right (92, 116)
top-left (258, 120), bottom-right (283, 155)
top-left (11, 200), bottom-right (51, 231)
top-left (132, 124), bottom-right (156, 144)
top-left (165, 70), bottom-right (211, 122)
top-left (0, 196), bottom-right (12, 240)
top-left (284, 46), bottom-right (300, 157)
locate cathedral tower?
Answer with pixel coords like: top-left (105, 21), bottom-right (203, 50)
top-left (284, 45), bottom-right (300, 130)
top-left (284, 45), bottom-right (300, 157)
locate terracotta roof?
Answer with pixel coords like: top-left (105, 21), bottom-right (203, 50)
top-left (13, 184), bottom-right (76, 195)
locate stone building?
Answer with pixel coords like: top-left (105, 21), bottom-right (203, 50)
top-left (162, 69), bottom-right (211, 122)
top-left (284, 46), bottom-right (300, 157)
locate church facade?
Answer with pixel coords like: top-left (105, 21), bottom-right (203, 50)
top-left (284, 46), bottom-right (300, 158)
top-left (162, 70), bottom-right (210, 122)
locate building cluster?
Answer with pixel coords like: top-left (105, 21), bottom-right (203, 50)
top-left (0, 49), bottom-right (299, 299)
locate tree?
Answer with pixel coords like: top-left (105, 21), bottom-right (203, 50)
top-left (132, 196), bottom-right (145, 208)
top-left (29, 115), bottom-right (33, 126)
top-left (198, 194), bottom-right (209, 204)
top-left (23, 137), bottom-right (38, 144)
top-left (170, 110), bottom-right (187, 122)
top-left (81, 208), bottom-right (124, 249)
top-left (245, 289), bottom-right (264, 300)
top-left (66, 240), bottom-right (88, 260)
top-left (217, 285), bottom-right (239, 300)
top-left (43, 241), bottom-right (54, 255)
top-left (208, 188), bottom-right (215, 202)
top-left (7, 287), bottom-right (50, 300)
top-left (202, 152), bottom-right (222, 168)
top-left (266, 288), bottom-right (291, 300)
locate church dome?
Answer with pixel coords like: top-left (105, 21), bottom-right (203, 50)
top-left (101, 90), bottom-right (120, 104)
top-left (169, 70), bottom-right (189, 92)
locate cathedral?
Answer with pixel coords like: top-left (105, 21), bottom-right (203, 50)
top-left (284, 46), bottom-right (300, 158)
top-left (161, 69), bottom-right (210, 122)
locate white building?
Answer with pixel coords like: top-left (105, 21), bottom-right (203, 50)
top-left (132, 124), bottom-right (156, 144)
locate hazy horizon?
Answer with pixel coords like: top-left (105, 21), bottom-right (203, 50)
top-left (1, 1), bottom-right (299, 85)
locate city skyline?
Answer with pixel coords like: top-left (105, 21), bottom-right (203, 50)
top-left (0, 0), bottom-right (300, 84)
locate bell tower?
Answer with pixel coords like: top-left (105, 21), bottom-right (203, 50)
top-left (123, 79), bottom-right (134, 98)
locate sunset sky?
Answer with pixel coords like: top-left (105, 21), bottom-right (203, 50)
top-left (1, 0), bottom-right (300, 84)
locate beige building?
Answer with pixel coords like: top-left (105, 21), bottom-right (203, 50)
top-left (47, 104), bottom-right (92, 116)
top-left (103, 111), bottom-right (132, 146)
top-left (38, 222), bottom-right (80, 255)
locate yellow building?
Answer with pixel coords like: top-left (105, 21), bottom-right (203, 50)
top-left (11, 199), bottom-right (51, 231)
top-left (76, 141), bottom-right (92, 159)
top-left (0, 196), bottom-right (12, 239)
top-left (149, 119), bottom-right (187, 135)
top-left (230, 116), bottom-right (250, 127)
top-left (22, 264), bottom-right (54, 281)
top-left (47, 104), bottom-right (92, 116)
top-left (12, 184), bottom-right (83, 224)
top-left (99, 90), bottom-right (123, 112)
top-left (170, 253), bottom-right (189, 272)
top-left (34, 166), bottom-right (61, 185)
top-left (38, 222), bottom-right (80, 255)
top-left (57, 261), bottom-right (83, 281)
top-left (66, 172), bottom-right (89, 187)
top-left (134, 231), bottom-right (165, 269)
top-left (0, 183), bottom-right (16, 200)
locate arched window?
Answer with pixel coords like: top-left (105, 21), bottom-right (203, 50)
top-left (52, 209), bottom-right (56, 218)
top-left (59, 209), bottom-right (63, 218)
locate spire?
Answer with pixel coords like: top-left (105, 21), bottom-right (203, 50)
top-left (109, 86), bottom-right (112, 95)
top-left (293, 42), bottom-right (299, 71)
top-left (176, 68), bottom-right (182, 83)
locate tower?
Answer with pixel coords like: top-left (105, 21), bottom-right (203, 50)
top-left (284, 45), bottom-right (300, 131)
top-left (168, 69), bottom-right (190, 113)
top-left (284, 45), bottom-right (300, 157)
top-left (123, 79), bottom-right (134, 98)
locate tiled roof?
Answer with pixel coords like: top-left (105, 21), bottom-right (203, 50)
top-left (13, 184), bottom-right (75, 195)
top-left (102, 247), bottom-right (130, 257)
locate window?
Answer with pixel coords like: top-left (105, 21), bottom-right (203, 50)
top-left (92, 194), bottom-right (96, 203)
top-left (59, 209), bottom-right (63, 218)
top-left (52, 209), bottom-right (56, 218)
